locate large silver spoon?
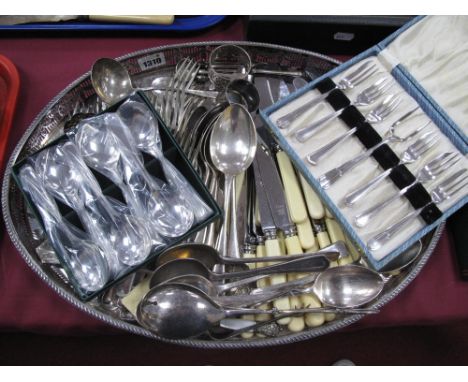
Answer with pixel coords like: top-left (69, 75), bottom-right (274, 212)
top-left (137, 283), bottom-right (377, 339)
top-left (209, 103), bottom-right (257, 259)
top-left (91, 58), bottom-right (218, 105)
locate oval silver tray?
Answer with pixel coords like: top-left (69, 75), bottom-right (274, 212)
top-left (1, 41), bottom-right (444, 348)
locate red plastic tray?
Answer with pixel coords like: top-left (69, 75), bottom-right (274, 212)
top-left (0, 54), bottom-right (20, 173)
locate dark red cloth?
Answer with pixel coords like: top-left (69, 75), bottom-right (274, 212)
top-left (1, 17), bottom-right (467, 336)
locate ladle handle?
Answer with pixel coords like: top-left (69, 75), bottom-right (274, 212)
top-left (212, 255), bottom-right (330, 281)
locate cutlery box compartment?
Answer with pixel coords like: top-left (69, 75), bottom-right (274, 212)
top-left (11, 92), bottom-right (221, 301)
top-left (260, 16), bottom-right (468, 270)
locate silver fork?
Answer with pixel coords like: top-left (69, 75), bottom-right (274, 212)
top-left (170, 59), bottom-right (200, 130)
top-left (343, 121), bottom-right (434, 207)
top-left (163, 58), bottom-right (197, 127)
top-left (368, 168), bottom-right (468, 251)
top-left (316, 108), bottom-right (430, 191)
top-left (354, 151), bottom-right (460, 228)
top-left (276, 60), bottom-right (378, 130)
top-left (305, 87), bottom-right (399, 164)
top-left (294, 92), bottom-right (400, 143)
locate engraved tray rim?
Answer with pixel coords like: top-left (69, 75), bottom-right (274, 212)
top-left (1, 40), bottom-right (445, 349)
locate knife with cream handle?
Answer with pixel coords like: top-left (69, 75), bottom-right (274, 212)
top-left (275, 150), bottom-right (309, 224)
top-left (311, 219), bottom-right (336, 322)
top-left (284, 234), bottom-right (313, 332)
top-left (296, 218), bottom-right (318, 251)
top-left (252, 151), bottom-right (291, 324)
top-left (299, 174), bottom-right (325, 220)
top-left (255, 142), bottom-right (320, 330)
top-left (241, 247), bottom-right (257, 339)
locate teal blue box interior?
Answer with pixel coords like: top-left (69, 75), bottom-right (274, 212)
top-left (260, 16), bottom-right (468, 270)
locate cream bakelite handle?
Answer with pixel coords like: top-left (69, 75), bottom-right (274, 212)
top-left (276, 151), bottom-right (308, 224)
top-left (265, 238), bottom-right (291, 325)
top-left (284, 235), bottom-right (324, 329)
top-left (121, 277), bottom-right (151, 317)
top-left (325, 218), bottom-right (353, 265)
top-left (299, 174), bottom-right (325, 220)
top-left (255, 244), bottom-right (272, 323)
top-left (345, 236), bottom-right (362, 262)
top-left (241, 250), bottom-right (257, 339)
top-left (89, 15), bottom-right (175, 25)
top-left (296, 219), bottom-right (318, 251)
top-left (284, 235), bottom-right (306, 332)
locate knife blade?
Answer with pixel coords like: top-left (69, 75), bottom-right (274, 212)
top-left (252, 153), bottom-right (277, 237)
top-left (254, 142), bottom-right (296, 235)
top-left (252, 146), bottom-right (292, 324)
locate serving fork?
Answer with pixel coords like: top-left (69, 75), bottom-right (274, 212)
top-left (353, 151), bottom-right (460, 228)
top-left (276, 60), bottom-right (378, 130)
top-left (367, 168), bottom-right (468, 251)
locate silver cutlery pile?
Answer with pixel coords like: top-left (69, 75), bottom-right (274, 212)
top-left (24, 45), bottom-right (452, 341)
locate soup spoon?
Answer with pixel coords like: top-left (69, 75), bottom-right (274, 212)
top-left (137, 283), bottom-right (377, 339)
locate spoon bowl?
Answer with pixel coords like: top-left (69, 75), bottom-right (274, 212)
top-left (137, 283), bottom-right (225, 339)
top-left (379, 240), bottom-right (423, 274)
top-left (225, 79), bottom-right (260, 113)
top-left (210, 104), bottom-right (257, 176)
top-left (313, 265), bottom-right (385, 308)
top-left (91, 58), bottom-right (134, 105)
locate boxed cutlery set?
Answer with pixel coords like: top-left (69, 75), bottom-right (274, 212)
top-left (11, 92), bottom-right (220, 301)
top-left (262, 16), bottom-right (468, 270)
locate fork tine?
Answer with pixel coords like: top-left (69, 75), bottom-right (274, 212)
top-left (427, 152), bottom-right (460, 172)
top-left (343, 60), bottom-right (374, 82)
top-left (379, 96), bottom-right (401, 118)
top-left (443, 176), bottom-right (468, 197)
top-left (364, 78), bottom-right (390, 99)
top-left (351, 64), bottom-right (378, 87)
top-left (411, 131), bottom-right (437, 151)
top-left (413, 133), bottom-right (439, 155)
top-left (435, 168), bottom-right (468, 190)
